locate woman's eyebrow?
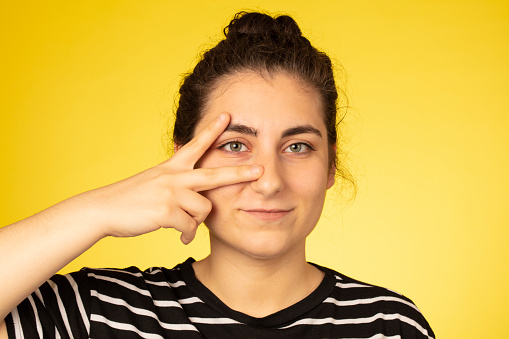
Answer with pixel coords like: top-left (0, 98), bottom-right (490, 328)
top-left (224, 123), bottom-right (322, 138)
top-left (281, 125), bottom-right (322, 138)
top-left (225, 123), bottom-right (258, 136)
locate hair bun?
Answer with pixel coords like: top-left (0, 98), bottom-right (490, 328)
top-left (225, 12), bottom-right (302, 38)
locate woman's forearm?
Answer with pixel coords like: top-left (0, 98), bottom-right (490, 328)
top-left (0, 197), bottom-right (104, 320)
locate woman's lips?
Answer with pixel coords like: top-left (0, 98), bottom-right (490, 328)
top-left (241, 209), bottom-right (292, 221)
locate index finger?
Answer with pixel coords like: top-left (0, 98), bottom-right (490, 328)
top-left (172, 112), bottom-right (230, 169)
top-left (185, 165), bottom-right (264, 192)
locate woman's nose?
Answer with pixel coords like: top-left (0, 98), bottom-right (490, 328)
top-left (249, 154), bottom-right (284, 197)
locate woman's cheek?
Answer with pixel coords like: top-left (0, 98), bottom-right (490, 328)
top-left (285, 163), bottom-right (329, 195)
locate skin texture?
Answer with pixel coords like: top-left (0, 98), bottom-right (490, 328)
top-left (192, 71), bottom-right (335, 317)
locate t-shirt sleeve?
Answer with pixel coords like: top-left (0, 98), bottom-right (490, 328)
top-left (5, 269), bottom-right (91, 338)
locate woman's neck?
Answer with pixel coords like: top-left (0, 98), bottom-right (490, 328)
top-left (192, 240), bottom-right (325, 318)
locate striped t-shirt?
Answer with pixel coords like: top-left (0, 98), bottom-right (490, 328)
top-left (6, 258), bottom-right (434, 338)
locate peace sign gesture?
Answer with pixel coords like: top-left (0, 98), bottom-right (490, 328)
top-left (78, 112), bottom-right (263, 243)
top-left (0, 112), bottom-right (265, 322)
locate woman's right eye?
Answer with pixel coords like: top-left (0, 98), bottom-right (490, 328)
top-left (220, 141), bottom-right (248, 153)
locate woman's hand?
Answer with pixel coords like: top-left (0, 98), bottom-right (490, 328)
top-left (0, 112), bottom-right (261, 320)
top-left (71, 112), bottom-right (262, 244)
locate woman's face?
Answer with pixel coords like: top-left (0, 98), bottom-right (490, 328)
top-left (194, 71), bottom-right (335, 260)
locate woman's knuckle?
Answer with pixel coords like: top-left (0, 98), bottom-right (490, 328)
top-left (204, 168), bottom-right (217, 180)
top-left (156, 204), bottom-right (172, 219)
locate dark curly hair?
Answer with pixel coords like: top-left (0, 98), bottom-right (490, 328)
top-left (172, 11), bottom-right (354, 192)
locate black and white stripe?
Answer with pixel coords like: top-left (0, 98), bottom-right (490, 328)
top-left (6, 258), bottom-right (434, 338)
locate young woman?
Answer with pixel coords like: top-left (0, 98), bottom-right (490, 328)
top-left (0, 12), bottom-right (434, 338)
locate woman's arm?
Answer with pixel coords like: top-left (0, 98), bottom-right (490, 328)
top-left (0, 112), bottom-right (262, 323)
top-left (0, 192), bottom-right (108, 321)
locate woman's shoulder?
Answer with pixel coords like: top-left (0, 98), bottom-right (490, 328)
top-left (315, 262), bottom-right (417, 302)
top-left (311, 262), bottom-right (435, 338)
top-left (77, 257), bottom-right (194, 286)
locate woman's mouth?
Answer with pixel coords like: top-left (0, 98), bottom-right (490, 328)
top-left (240, 209), bottom-right (293, 221)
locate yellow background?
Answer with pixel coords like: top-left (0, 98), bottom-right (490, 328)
top-left (1, 1), bottom-right (508, 337)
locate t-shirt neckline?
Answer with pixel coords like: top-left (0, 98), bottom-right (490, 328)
top-left (179, 257), bottom-right (337, 328)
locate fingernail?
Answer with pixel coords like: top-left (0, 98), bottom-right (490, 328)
top-left (250, 165), bottom-right (262, 175)
top-left (218, 112), bottom-right (227, 122)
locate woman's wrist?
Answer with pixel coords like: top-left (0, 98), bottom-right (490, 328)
top-left (38, 192), bottom-right (110, 244)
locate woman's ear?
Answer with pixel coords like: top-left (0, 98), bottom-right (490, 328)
top-left (327, 166), bottom-right (336, 189)
top-left (174, 143), bottom-right (182, 153)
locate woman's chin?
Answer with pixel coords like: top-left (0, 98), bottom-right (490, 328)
top-left (217, 233), bottom-right (303, 261)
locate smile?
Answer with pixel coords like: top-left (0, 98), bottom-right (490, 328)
top-left (240, 209), bottom-right (293, 221)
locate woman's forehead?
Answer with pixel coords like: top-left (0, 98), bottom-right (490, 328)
top-left (196, 71), bottom-right (326, 134)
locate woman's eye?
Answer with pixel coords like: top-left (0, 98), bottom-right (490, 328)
top-left (284, 143), bottom-right (310, 153)
top-left (222, 141), bottom-right (248, 152)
